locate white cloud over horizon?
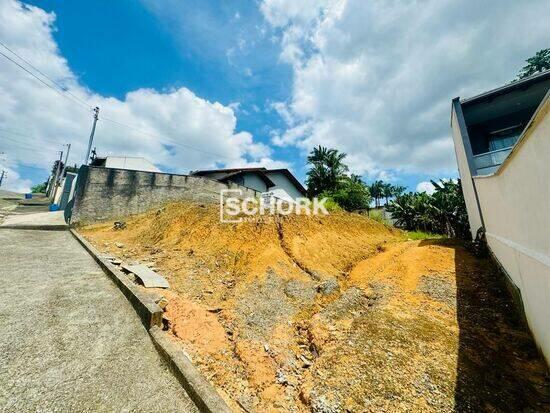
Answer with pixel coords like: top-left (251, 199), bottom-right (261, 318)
top-left (416, 181), bottom-right (437, 195)
top-left (261, 0), bottom-right (549, 181)
top-left (0, 0), bottom-right (286, 192)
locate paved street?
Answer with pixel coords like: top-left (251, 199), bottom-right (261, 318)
top-left (0, 229), bottom-right (197, 412)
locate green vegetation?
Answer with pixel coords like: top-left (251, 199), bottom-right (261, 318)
top-left (386, 180), bottom-right (470, 238)
top-left (368, 180), bottom-right (405, 207)
top-left (306, 146), bottom-right (349, 196)
top-left (306, 146), bottom-right (372, 212)
top-left (368, 209), bottom-right (392, 226)
top-left (405, 230), bottom-right (446, 240)
top-left (304, 147), bottom-right (469, 239)
top-left (517, 48), bottom-right (550, 80)
top-left (31, 182), bottom-right (47, 193)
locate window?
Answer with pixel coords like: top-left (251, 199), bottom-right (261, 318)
top-left (488, 124), bottom-right (523, 151)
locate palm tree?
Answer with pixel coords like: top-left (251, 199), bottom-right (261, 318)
top-left (306, 146), bottom-right (349, 196)
top-left (382, 182), bottom-right (394, 205)
top-left (369, 180), bottom-right (384, 207)
top-left (391, 185), bottom-right (406, 197)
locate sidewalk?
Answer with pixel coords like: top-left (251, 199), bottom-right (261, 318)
top-left (0, 210), bottom-right (68, 230)
top-left (0, 229), bottom-right (198, 412)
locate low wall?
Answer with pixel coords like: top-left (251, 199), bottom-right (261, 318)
top-left (473, 95), bottom-right (550, 364)
top-left (71, 166), bottom-right (258, 224)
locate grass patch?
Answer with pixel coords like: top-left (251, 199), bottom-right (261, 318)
top-left (406, 230), bottom-right (446, 240)
top-left (368, 209), bottom-right (392, 226)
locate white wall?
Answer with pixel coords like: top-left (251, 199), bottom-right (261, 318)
top-left (104, 157), bottom-right (160, 173)
top-left (451, 101), bottom-right (483, 238)
top-left (473, 97), bottom-right (550, 363)
top-left (265, 171), bottom-right (304, 202)
top-left (242, 173), bottom-right (268, 193)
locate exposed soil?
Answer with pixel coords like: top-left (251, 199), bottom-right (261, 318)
top-left (79, 201), bottom-right (550, 412)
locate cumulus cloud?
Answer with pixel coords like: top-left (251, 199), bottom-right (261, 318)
top-left (416, 181), bottom-right (436, 195)
top-left (260, 0), bottom-right (549, 179)
top-left (0, 158), bottom-right (32, 193)
top-left (0, 0), bottom-right (280, 192)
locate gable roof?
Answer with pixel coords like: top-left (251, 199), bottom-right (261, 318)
top-left (190, 167), bottom-right (307, 196)
top-left (460, 69), bottom-right (550, 106)
top-left (217, 169), bottom-right (275, 188)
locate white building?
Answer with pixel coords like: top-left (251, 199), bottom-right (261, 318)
top-left (90, 156), bottom-right (161, 173)
top-left (450, 70), bottom-right (550, 363)
top-left (190, 167), bottom-right (307, 202)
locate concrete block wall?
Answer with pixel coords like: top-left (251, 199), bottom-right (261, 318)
top-left (70, 166), bottom-right (259, 224)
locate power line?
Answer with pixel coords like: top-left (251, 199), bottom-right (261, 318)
top-left (0, 131), bottom-right (65, 149)
top-left (0, 40), bottom-right (236, 163)
top-left (0, 49), bottom-right (92, 112)
top-left (100, 116), bottom-right (232, 160)
top-left (0, 40), bottom-right (92, 109)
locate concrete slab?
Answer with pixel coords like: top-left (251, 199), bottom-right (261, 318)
top-left (122, 263), bottom-right (170, 288)
top-left (0, 211), bottom-right (67, 230)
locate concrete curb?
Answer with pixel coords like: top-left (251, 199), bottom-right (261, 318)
top-left (150, 326), bottom-right (232, 413)
top-left (0, 224), bottom-right (68, 231)
top-left (70, 229), bottom-right (233, 413)
top-left (69, 229), bottom-right (163, 329)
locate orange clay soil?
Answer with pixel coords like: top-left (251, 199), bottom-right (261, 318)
top-left (79, 201), bottom-right (549, 412)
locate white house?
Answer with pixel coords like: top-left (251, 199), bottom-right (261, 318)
top-left (450, 70), bottom-right (550, 364)
top-left (190, 167), bottom-right (307, 202)
top-left (89, 156), bottom-right (161, 173)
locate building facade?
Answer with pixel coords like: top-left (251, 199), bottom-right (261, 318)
top-left (451, 70), bottom-right (550, 363)
top-left (190, 167), bottom-right (307, 202)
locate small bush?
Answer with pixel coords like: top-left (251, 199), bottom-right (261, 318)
top-left (368, 209), bottom-right (392, 226)
top-left (31, 182), bottom-right (47, 193)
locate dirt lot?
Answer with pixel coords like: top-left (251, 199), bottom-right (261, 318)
top-left (79, 201), bottom-right (550, 412)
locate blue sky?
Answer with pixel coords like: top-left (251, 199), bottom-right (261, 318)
top-left (26, 0), bottom-right (296, 164)
top-left (1, 0), bottom-right (548, 192)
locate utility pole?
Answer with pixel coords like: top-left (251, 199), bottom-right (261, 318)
top-left (84, 107), bottom-right (99, 165)
top-left (62, 143), bottom-right (71, 176)
top-left (50, 150), bottom-right (63, 199)
top-left (0, 170), bottom-right (6, 187)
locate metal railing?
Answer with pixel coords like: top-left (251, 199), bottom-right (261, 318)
top-left (473, 146), bottom-right (513, 175)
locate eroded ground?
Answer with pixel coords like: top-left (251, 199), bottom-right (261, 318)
top-left (79, 202), bottom-right (550, 412)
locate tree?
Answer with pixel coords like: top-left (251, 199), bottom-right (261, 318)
top-left (517, 48), bottom-right (550, 79)
top-left (386, 179), bottom-right (470, 238)
top-left (429, 179), bottom-right (470, 238)
top-left (322, 178), bottom-right (371, 212)
top-left (50, 159), bottom-right (64, 178)
top-left (368, 180), bottom-right (384, 207)
top-left (391, 185), bottom-right (406, 197)
top-left (306, 146), bottom-right (349, 196)
top-left (382, 182), bottom-right (394, 205)
top-left (31, 182), bottom-right (47, 193)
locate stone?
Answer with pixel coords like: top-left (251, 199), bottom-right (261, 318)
top-left (156, 296), bottom-right (169, 310)
top-left (317, 277), bottom-right (340, 295)
top-left (113, 221), bottom-right (126, 230)
top-left (115, 242), bottom-right (124, 249)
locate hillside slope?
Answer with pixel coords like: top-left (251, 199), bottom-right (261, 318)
top-left (80, 201), bottom-right (549, 412)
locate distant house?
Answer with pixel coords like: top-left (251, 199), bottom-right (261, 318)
top-left (90, 156), bottom-right (161, 173)
top-left (450, 70), bottom-right (550, 362)
top-left (190, 167), bottom-right (307, 201)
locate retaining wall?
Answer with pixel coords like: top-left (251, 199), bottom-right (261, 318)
top-left (71, 166), bottom-right (258, 224)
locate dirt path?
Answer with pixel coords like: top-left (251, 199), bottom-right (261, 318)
top-left (79, 202), bottom-right (550, 412)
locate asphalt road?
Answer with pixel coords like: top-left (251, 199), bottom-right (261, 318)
top-left (0, 229), bottom-right (198, 412)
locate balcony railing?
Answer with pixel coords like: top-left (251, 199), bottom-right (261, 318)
top-left (473, 146), bottom-right (513, 175)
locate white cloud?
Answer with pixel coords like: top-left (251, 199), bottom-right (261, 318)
top-left (0, 0), bottom-right (282, 192)
top-left (0, 158), bottom-right (32, 192)
top-left (260, 0), bottom-right (549, 178)
top-left (416, 181), bottom-right (436, 195)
